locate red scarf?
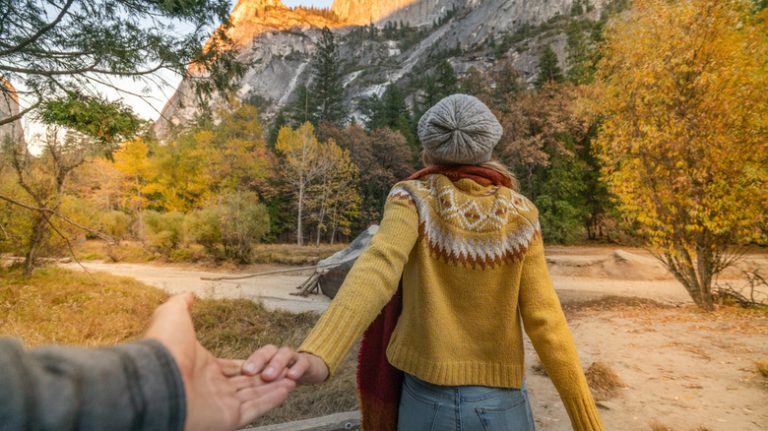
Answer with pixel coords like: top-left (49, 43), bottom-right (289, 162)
top-left (357, 165), bottom-right (510, 431)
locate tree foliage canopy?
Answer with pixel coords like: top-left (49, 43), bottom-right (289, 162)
top-left (591, 0), bottom-right (768, 309)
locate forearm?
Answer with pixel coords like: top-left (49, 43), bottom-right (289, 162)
top-left (0, 337), bottom-right (186, 431)
top-left (518, 237), bottom-right (604, 431)
top-left (299, 197), bottom-right (419, 375)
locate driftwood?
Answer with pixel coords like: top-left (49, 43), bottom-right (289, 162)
top-left (241, 411), bottom-right (360, 431)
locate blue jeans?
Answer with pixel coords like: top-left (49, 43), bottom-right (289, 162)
top-left (397, 373), bottom-right (536, 431)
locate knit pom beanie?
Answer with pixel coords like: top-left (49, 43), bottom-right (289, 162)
top-left (417, 93), bottom-right (503, 165)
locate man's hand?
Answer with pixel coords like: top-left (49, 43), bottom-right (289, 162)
top-left (242, 344), bottom-right (329, 385)
top-left (144, 294), bottom-right (296, 430)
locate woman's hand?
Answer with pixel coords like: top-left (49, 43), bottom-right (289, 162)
top-left (243, 345), bottom-right (329, 385)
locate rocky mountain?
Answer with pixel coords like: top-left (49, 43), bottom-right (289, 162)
top-left (154, 0), bottom-right (611, 140)
top-left (1, 80), bottom-right (24, 145)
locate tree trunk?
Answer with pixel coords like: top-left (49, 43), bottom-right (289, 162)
top-left (663, 251), bottom-right (715, 311)
top-left (23, 214), bottom-right (49, 277)
top-left (297, 181), bottom-right (304, 246)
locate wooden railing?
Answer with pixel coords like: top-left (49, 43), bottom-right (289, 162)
top-left (242, 411), bottom-right (360, 431)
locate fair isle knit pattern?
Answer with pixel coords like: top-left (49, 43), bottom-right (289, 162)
top-left (388, 175), bottom-right (541, 268)
top-left (299, 173), bottom-right (605, 431)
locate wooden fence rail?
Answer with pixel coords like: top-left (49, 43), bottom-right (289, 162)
top-left (241, 411), bottom-right (361, 431)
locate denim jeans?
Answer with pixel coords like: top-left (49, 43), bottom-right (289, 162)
top-left (397, 373), bottom-right (536, 431)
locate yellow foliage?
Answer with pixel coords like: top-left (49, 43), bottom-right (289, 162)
top-left (590, 0), bottom-right (768, 307)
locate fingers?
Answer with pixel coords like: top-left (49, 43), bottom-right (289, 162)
top-left (242, 344), bottom-right (278, 376)
top-left (237, 379), bottom-right (296, 427)
top-left (217, 358), bottom-right (245, 378)
top-left (243, 345), bottom-right (297, 381)
top-left (286, 354), bottom-right (310, 381)
top-left (261, 347), bottom-right (298, 381)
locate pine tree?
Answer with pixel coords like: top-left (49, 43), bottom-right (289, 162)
top-left (566, 22), bottom-right (594, 84)
top-left (435, 60), bottom-right (459, 97)
top-left (536, 46), bottom-right (564, 87)
top-left (309, 27), bottom-right (347, 127)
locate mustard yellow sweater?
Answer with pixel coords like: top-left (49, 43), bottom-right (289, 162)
top-left (299, 174), bottom-right (604, 431)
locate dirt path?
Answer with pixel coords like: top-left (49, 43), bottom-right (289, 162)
top-left (60, 261), bottom-right (331, 313)
top-left (61, 246), bottom-right (768, 430)
top-left (62, 247), bottom-right (768, 312)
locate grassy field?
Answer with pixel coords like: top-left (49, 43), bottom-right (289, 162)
top-left (0, 267), bottom-right (359, 426)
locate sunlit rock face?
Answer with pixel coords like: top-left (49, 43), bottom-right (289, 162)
top-left (0, 79), bottom-right (24, 145)
top-left (154, 0), bottom-right (610, 141)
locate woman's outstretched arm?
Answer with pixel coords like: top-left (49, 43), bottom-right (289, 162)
top-left (243, 193), bottom-right (419, 383)
top-left (518, 235), bottom-right (605, 431)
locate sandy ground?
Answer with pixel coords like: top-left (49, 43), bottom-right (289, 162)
top-left (60, 261), bottom-right (330, 312)
top-left (61, 247), bottom-right (768, 430)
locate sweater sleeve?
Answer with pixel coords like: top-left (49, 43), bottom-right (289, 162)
top-left (518, 235), bottom-right (605, 431)
top-left (299, 194), bottom-right (419, 375)
top-left (0, 337), bottom-right (186, 431)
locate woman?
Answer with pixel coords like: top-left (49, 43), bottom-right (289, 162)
top-left (243, 94), bottom-right (604, 431)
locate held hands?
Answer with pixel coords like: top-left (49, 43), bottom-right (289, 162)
top-left (243, 345), bottom-right (330, 385)
top-left (144, 294), bottom-right (297, 431)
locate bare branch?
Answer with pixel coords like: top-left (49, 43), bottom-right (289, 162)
top-left (0, 99), bottom-right (41, 126)
top-left (42, 214), bottom-right (91, 276)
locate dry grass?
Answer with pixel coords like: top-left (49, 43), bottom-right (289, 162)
top-left (75, 240), bottom-right (157, 263)
top-left (585, 361), bottom-right (625, 401)
top-left (75, 239), bottom-right (346, 266)
top-left (0, 267), bottom-right (359, 426)
top-left (756, 360), bottom-right (768, 378)
top-left (648, 420), bottom-right (673, 431)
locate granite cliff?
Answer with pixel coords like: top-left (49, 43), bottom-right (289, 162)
top-left (154, 0), bottom-right (610, 140)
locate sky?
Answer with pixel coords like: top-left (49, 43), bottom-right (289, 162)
top-left (20, 0), bottom-right (334, 145)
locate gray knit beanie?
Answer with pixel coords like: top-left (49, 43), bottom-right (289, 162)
top-left (417, 93), bottom-right (503, 165)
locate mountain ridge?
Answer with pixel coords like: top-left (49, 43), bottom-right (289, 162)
top-left (154, 0), bottom-right (610, 140)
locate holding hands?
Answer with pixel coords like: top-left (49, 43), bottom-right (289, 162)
top-left (242, 344), bottom-right (329, 385)
top-left (145, 294), bottom-right (300, 430)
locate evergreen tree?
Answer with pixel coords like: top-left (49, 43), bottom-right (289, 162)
top-left (309, 27), bottom-right (347, 127)
top-left (566, 22), bottom-right (595, 84)
top-left (417, 60), bottom-right (458, 117)
top-left (536, 46), bottom-right (564, 87)
top-left (435, 60), bottom-right (459, 96)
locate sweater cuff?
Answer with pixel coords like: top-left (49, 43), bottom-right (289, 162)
top-left (298, 304), bottom-right (367, 376)
top-left (562, 390), bottom-right (605, 431)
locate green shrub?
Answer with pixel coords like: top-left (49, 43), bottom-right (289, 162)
top-left (98, 210), bottom-right (132, 240)
top-left (184, 208), bottom-right (223, 256)
top-left (219, 191), bottom-right (270, 263)
top-left (143, 211), bottom-right (184, 254)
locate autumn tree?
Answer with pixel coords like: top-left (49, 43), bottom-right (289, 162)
top-left (304, 139), bottom-right (360, 244)
top-left (207, 101), bottom-right (273, 195)
top-left (110, 137), bottom-right (161, 239)
top-left (591, 0), bottom-right (768, 309)
top-left (275, 122), bottom-right (323, 245)
top-left (318, 123), bottom-right (415, 227)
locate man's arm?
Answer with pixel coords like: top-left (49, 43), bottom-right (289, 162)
top-left (0, 293), bottom-right (297, 431)
top-left (0, 337), bottom-right (186, 431)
